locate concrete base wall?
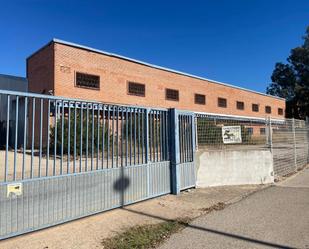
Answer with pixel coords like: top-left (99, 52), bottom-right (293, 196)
top-left (196, 150), bottom-right (274, 187)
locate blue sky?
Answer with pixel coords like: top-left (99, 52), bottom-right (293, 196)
top-left (0, 0), bottom-right (308, 93)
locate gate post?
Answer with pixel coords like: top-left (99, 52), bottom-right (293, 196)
top-left (169, 108), bottom-right (180, 195)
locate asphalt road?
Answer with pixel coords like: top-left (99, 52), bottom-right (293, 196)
top-left (160, 167), bottom-right (309, 249)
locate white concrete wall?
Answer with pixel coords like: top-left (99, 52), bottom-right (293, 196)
top-left (196, 149), bottom-right (274, 187)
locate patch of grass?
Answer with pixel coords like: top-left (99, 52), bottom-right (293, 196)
top-left (199, 202), bottom-right (226, 213)
top-left (101, 202), bottom-right (229, 249)
top-left (102, 219), bottom-right (189, 249)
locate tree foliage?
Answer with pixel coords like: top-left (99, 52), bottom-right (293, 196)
top-left (50, 111), bottom-right (110, 156)
top-left (267, 26), bottom-right (309, 119)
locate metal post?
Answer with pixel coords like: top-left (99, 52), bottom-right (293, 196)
top-left (68, 101), bottom-right (71, 174)
top-left (169, 108), bottom-right (180, 195)
top-left (13, 96), bottom-right (19, 181)
top-left (194, 115), bottom-right (198, 151)
top-left (145, 109), bottom-right (150, 164)
top-left (292, 118), bottom-right (297, 171)
top-left (46, 99), bottom-right (50, 176)
top-left (267, 117), bottom-right (273, 153)
top-left (191, 114), bottom-right (196, 162)
top-left (5, 95), bottom-right (10, 182)
top-left (22, 97), bottom-right (28, 179)
top-left (73, 102), bottom-right (77, 173)
top-left (306, 117), bottom-right (309, 164)
top-left (38, 98), bottom-right (43, 177)
top-left (145, 109), bottom-right (150, 196)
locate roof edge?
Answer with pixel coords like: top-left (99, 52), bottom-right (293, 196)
top-left (29, 38), bottom-right (286, 101)
top-left (0, 73), bottom-right (27, 81)
top-left (26, 40), bottom-right (54, 61)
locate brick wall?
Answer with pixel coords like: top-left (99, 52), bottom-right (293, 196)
top-left (26, 44), bottom-right (54, 147)
top-left (28, 41), bottom-right (286, 119)
top-left (27, 43), bottom-right (54, 94)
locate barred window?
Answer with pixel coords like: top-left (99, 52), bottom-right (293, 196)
top-left (252, 104), bottom-right (259, 112)
top-left (236, 101), bottom-right (244, 110)
top-left (278, 108), bottom-right (283, 115)
top-left (128, 82), bottom-right (145, 97)
top-left (265, 106), bottom-right (272, 114)
top-left (76, 72), bottom-right (100, 89)
top-left (195, 94), bottom-right (206, 105)
top-left (218, 97), bottom-right (227, 108)
top-left (166, 88), bottom-right (179, 101)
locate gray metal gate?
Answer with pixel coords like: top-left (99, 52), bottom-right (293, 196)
top-left (0, 90), bottom-right (195, 239)
top-left (178, 112), bottom-right (196, 190)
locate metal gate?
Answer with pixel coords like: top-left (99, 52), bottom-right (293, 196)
top-left (178, 112), bottom-right (196, 190)
top-left (169, 110), bottom-right (196, 194)
top-left (0, 90), bottom-right (195, 239)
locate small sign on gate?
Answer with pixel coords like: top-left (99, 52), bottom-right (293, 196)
top-left (7, 183), bottom-right (23, 198)
top-left (222, 126), bottom-right (242, 144)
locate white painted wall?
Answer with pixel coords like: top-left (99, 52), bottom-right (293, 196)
top-left (196, 150), bottom-right (274, 187)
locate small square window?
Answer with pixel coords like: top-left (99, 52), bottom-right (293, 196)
top-left (75, 72), bottom-right (100, 89)
top-left (194, 94), bottom-right (206, 105)
top-left (278, 108), bottom-right (283, 115)
top-left (260, 128), bottom-right (266, 135)
top-left (166, 88), bottom-right (179, 101)
top-left (128, 82), bottom-right (145, 97)
top-left (218, 97), bottom-right (227, 108)
top-left (252, 104), bottom-right (259, 112)
top-left (236, 101), bottom-right (244, 110)
top-left (265, 106), bottom-right (272, 114)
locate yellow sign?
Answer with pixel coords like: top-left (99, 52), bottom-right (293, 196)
top-left (7, 183), bottom-right (23, 197)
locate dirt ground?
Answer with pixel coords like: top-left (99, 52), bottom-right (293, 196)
top-left (0, 184), bottom-right (264, 249)
top-left (0, 150), bottom-right (146, 182)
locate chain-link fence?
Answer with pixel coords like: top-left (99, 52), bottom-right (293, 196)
top-left (196, 114), bottom-right (309, 177)
top-left (271, 118), bottom-right (309, 176)
top-left (196, 114), bottom-right (269, 151)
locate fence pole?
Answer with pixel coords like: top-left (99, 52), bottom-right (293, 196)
top-left (169, 108), bottom-right (180, 195)
top-left (194, 115), bottom-right (198, 151)
top-left (267, 117), bottom-right (272, 153)
top-left (191, 114), bottom-right (197, 183)
top-left (292, 118), bottom-right (297, 171)
top-left (307, 117), bottom-right (309, 164)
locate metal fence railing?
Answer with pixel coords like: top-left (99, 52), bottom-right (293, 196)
top-left (0, 89), bottom-right (197, 240)
top-left (196, 114), bottom-right (269, 151)
top-left (0, 90), bottom-right (172, 183)
top-left (271, 118), bottom-right (309, 176)
top-left (149, 110), bottom-right (169, 163)
top-left (179, 113), bottom-right (194, 163)
top-left (195, 113), bottom-right (309, 177)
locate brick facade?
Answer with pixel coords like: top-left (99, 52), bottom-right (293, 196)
top-left (27, 40), bottom-right (285, 119)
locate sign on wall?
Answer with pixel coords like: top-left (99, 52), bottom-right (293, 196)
top-left (222, 126), bottom-right (242, 144)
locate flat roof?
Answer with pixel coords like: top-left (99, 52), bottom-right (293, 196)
top-left (0, 73), bottom-right (27, 82)
top-left (28, 38), bottom-right (285, 101)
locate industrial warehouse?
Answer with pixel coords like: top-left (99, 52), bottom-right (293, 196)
top-left (0, 39), bottom-right (308, 241)
top-left (26, 39), bottom-right (285, 120)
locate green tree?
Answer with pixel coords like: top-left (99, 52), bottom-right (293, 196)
top-left (266, 26), bottom-right (309, 119)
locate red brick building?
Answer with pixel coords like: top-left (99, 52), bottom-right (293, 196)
top-left (27, 39), bottom-right (285, 119)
